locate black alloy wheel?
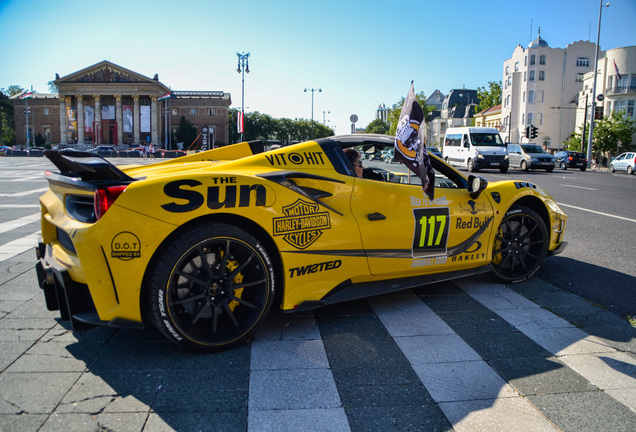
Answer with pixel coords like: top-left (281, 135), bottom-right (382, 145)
top-left (490, 205), bottom-right (548, 284)
top-left (146, 223), bottom-right (275, 352)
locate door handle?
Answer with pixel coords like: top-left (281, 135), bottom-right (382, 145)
top-left (367, 212), bottom-right (386, 221)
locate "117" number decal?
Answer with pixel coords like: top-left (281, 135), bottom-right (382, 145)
top-left (412, 208), bottom-right (450, 257)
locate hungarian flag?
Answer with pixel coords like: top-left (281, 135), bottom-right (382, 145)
top-left (19, 91), bottom-right (33, 100)
top-left (614, 60), bottom-right (622, 81)
top-left (158, 92), bottom-right (171, 101)
top-left (394, 82), bottom-right (435, 200)
top-left (237, 111), bottom-right (244, 134)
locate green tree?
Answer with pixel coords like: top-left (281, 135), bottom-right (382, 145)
top-left (0, 86), bottom-right (23, 146)
top-left (174, 116), bottom-right (199, 149)
top-left (365, 118), bottom-right (390, 134)
top-left (387, 91), bottom-right (430, 135)
top-left (592, 111), bottom-right (635, 154)
top-left (475, 81), bottom-right (502, 113)
top-left (48, 80), bottom-right (59, 94)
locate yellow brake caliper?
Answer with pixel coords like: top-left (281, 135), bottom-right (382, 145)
top-left (225, 260), bottom-right (244, 311)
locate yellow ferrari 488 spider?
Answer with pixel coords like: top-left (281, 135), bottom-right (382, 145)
top-left (36, 134), bottom-right (567, 351)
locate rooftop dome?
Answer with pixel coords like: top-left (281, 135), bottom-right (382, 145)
top-left (529, 27), bottom-right (549, 48)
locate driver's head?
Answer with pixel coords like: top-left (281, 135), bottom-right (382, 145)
top-left (344, 148), bottom-right (363, 177)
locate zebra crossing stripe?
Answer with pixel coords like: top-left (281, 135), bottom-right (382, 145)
top-left (369, 288), bottom-right (558, 431)
top-left (0, 213), bottom-right (40, 234)
top-left (456, 278), bottom-right (636, 414)
top-left (0, 232), bottom-right (40, 263)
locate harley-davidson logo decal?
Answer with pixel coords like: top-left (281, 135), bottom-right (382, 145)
top-left (273, 199), bottom-right (331, 249)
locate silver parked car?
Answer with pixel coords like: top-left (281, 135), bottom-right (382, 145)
top-left (609, 152), bottom-right (636, 174)
top-left (507, 143), bottom-right (555, 172)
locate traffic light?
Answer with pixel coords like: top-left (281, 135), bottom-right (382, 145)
top-left (524, 126), bottom-right (530, 138)
top-left (530, 125), bottom-right (538, 139)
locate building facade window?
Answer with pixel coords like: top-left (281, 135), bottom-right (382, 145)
top-left (523, 91), bottom-right (526, 103)
top-left (190, 108), bottom-right (197, 116)
top-left (538, 113), bottom-right (543, 125)
top-left (528, 113), bottom-right (533, 125)
top-left (538, 91), bottom-right (544, 102)
top-left (614, 100), bottom-right (626, 114)
top-left (514, 61), bottom-right (519, 72)
top-left (628, 100), bottom-right (634, 118)
top-left (522, 113), bottom-right (525, 125)
top-left (576, 73), bottom-right (584, 83)
top-left (524, 56), bottom-right (527, 66)
top-left (528, 90), bottom-right (534, 103)
top-left (529, 54), bottom-right (536, 65)
top-left (539, 71), bottom-right (545, 81)
top-left (506, 65), bottom-right (509, 75)
top-left (529, 70), bottom-right (535, 81)
top-left (524, 71), bottom-right (527, 82)
top-left (539, 55), bottom-right (546, 65)
top-left (576, 57), bottom-right (590, 67)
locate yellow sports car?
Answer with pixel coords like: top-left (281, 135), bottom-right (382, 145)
top-left (35, 134), bottom-right (567, 351)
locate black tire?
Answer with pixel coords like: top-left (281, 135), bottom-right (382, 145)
top-left (580, 166), bottom-right (586, 172)
top-left (467, 159), bottom-right (478, 172)
top-left (610, 165), bottom-right (616, 173)
top-left (521, 160), bottom-right (528, 172)
top-left (500, 166), bottom-right (508, 174)
top-left (560, 162), bottom-right (567, 170)
top-left (546, 167), bottom-right (554, 173)
top-left (146, 223), bottom-right (275, 352)
top-left (628, 166), bottom-right (634, 175)
top-left (490, 205), bottom-right (548, 284)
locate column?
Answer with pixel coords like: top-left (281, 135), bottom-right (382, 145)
top-left (115, 95), bottom-right (123, 146)
top-left (59, 96), bottom-right (67, 145)
top-left (150, 96), bottom-right (158, 145)
top-left (77, 96), bottom-right (84, 145)
top-left (94, 95), bottom-right (101, 146)
top-left (133, 95), bottom-right (140, 144)
top-left (65, 97), bottom-right (73, 143)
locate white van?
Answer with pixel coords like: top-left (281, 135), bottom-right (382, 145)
top-left (442, 127), bottom-right (509, 173)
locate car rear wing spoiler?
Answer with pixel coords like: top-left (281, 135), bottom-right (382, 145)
top-left (44, 150), bottom-right (138, 188)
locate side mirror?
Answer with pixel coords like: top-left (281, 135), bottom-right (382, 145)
top-left (467, 175), bottom-right (488, 198)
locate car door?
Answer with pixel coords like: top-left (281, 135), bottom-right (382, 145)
top-left (508, 144), bottom-right (521, 167)
top-left (614, 153), bottom-right (626, 171)
top-left (350, 172), bottom-right (495, 278)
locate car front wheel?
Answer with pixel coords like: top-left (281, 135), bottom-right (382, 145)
top-left (490, 205), bottom-right (548, 284)
top-left (467, 159), bottom-right (477, 172)
top-left (521, 160), bottom-right (528, 172)
top-left (560, 162), bottom-right (567, 170)
top-left (145, 223), bottom-right (275, 352)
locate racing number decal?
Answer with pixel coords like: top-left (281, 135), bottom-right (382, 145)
top-left (412, 208), bottom-right (450, 257)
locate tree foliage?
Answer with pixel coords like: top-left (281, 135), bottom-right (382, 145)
top-left (227, 109), bottom-right (335, 145)
top-left (562, 110), bottom-right (636, 156)
top-left (475, 81), bottom-right (502, 113)
top-left (174, 116), bottom-right (199, 149)
top-left (365, 118), bottom-right (390, 134)
top-left (0, 86), bottom-right (23, 146)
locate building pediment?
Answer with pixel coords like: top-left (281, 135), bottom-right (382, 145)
top-left (56, 61), bottom-right (158, 85)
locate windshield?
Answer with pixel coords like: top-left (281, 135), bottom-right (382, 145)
top-left (521, 145), bottom-right (546, 154)
top-left (470, 133), bottom-right (504, 146)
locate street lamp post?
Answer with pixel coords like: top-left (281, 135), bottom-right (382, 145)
top-left (587, 1), bottom-right (609, 166)
top-left (236, 52), bottom-right (250, 142)
top-left (304, 87), bottom-right (321, 139)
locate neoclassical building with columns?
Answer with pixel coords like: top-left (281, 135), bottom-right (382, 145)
top-left (11, 61), bottom-right (231, 148)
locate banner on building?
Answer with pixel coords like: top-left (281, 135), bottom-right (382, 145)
top-left (84, 106), bottom-right (94, 133)
top-left (66, 107), bottom-right (77, 132)
top-left (140, 105), bottom-right (150, 133)
top-left (102, 105), bottom-right (115, 120)
top-left (123, 105), bottom-right (133, 133)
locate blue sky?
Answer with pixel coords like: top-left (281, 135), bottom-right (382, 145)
top-left (1, 0), bottom-right (634, 135)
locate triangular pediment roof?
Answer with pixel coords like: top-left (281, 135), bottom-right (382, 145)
top-left (55, 61), bottom-right (167, 89)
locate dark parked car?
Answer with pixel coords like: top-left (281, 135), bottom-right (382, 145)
top-left (555, 150), bottom-right (587, 171)
top-left (426, 147), bottom-right (442, 158)
top-left (26, 147), bottom-right (46, 157)
top-left (93, 145), bottom-right (117, 157)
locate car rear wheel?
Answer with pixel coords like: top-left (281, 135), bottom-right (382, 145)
top-left (521, 160), bottom-right (528, 172)
top-left (146, 223), bottom-right (275, 352)
top-left (628, 166), bottom-right (634, 175)
top-left (490, 205), bottom-right (548, 284)
top-left (580, 166), bottom-right (586, 172)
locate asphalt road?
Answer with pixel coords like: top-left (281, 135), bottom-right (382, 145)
top-left (0, 155), bottom-right (635, 432)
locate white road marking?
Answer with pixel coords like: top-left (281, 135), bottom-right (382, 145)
top-left (0, 187), bottom-right (47, 197)
top-left (560, 184), bottom-right (597, 191)
top-left (0, 232), bottom-right (40, 263)
top-left (0, 212), bottom-right (40, 234)
top-left (557, 203), bottom-right (636, 224)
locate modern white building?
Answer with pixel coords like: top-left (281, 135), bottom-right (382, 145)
top-left (575, 45), bottom-right (636, 151)
top-left (501, 31), bottom-right (596, 150)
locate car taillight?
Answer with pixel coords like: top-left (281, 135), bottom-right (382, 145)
top-left (568, 156), bottom-right (573, 161)
top-left (94, 185), bottom-right (127, 220)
